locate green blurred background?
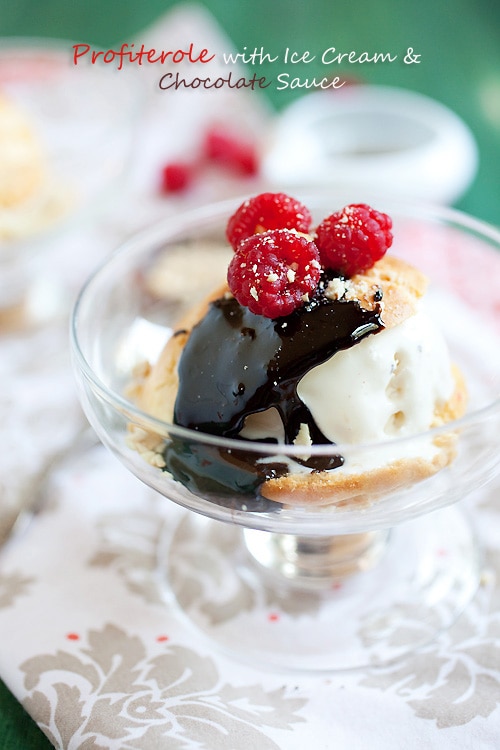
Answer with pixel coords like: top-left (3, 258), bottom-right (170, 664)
top-left (0, 1), bottom-right (499, 747)
top-left (1, 0), bottom-right (500, 223)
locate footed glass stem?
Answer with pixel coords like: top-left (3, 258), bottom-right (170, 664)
top-left (243, 528), bottom-right (391, 588)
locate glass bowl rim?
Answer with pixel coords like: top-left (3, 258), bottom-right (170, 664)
top-left (70, 195), bottom-right (500, 459)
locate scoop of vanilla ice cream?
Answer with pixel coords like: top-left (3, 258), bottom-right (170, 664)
top-left (240, 302), bottom-right (455, 450)
top-left (297, 304), bottom-right (454, 445)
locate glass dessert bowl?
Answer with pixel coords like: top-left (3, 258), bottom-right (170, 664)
top-left (71, 194), bottom-right (500, 671)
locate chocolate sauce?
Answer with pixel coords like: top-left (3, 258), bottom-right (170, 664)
top-left (174, 279), bottom-right (383, 445)
top-left (163, 439), bottom-right (289, 511)
top-left (164, 276), bottom-right (384, 506)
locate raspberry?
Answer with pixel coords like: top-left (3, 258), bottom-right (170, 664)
top-left (314, 203), bottom-right (393, 276)
top-left (227, 229), bottom-right (321, 318)
top-left (226, 192), bottom-right (312, 250)
top-left (160, 161), bottom-right (195, 193)
top-left (203, 125), bottom-right (259, 176)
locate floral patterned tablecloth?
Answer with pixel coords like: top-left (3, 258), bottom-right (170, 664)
top-left (1, 6), bottom-right (500, 750)
top-left (0, 435), bottom-right (499, 750)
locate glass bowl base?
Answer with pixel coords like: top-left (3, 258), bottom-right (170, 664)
top-left (161, 506), bottom-right (481, 672)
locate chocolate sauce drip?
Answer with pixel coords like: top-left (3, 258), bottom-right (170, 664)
top-left (174, 282), bottom-right (383, 445)
top-left (166, 277), bottom-right (384, 506)
top-left (163, 440), bottom-right (288, 511)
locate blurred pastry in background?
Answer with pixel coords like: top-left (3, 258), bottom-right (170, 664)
top-left (0, 93), bottom-right (72, 242)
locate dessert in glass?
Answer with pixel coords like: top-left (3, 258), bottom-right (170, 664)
top-left (71, 192), bottom-right (500, 671)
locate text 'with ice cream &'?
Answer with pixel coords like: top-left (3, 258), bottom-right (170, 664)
top-left (72, 43), bottom-right (422, 92)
